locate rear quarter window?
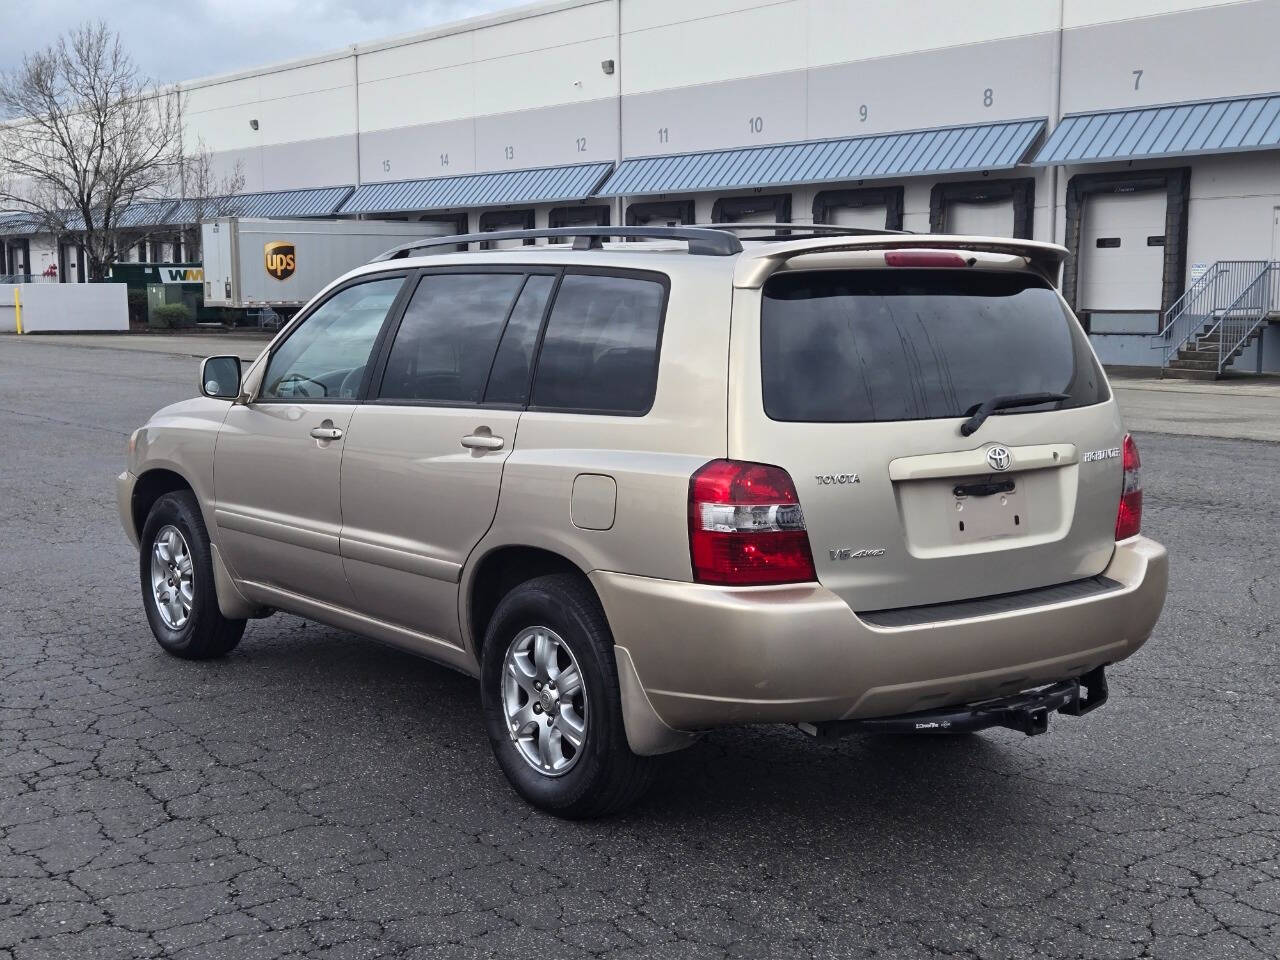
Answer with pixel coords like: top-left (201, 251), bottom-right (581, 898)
top-left (761, 269), bottom-right (1108, 423)
top-left (530, 272), bottom-right (666, 415)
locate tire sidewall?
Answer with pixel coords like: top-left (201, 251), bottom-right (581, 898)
top-left (480, 578), bottom-right (624, 814)
top-left (139, 493), bottom-right (216, 655)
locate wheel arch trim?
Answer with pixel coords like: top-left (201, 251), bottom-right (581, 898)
top-left (460, 537), bottom-right (597, 660)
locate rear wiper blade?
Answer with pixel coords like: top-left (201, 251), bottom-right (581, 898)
top-left (959, 392), bottom-right (1070, 437)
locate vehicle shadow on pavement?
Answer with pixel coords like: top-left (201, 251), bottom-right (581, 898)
top-left (210, 614), bottom-right (1040, 835)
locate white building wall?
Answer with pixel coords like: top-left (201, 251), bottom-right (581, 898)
top-left (168, 0), bottom-right (1280, 224)
top-left (10, 0), bottom-right (1280, 371)
top-left (182, 54), bottom-right (359, 192)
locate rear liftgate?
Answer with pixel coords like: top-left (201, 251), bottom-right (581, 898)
top-left (797, 666), bottom-right (1109, 740)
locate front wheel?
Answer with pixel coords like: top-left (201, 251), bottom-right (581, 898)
top-left (480, 574), bottom-right (656, 818)
top-left (139, 490), bottom-right (245, 660)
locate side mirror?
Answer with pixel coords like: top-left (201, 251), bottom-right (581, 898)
top-left (200, 355), bottom-right (242, 400)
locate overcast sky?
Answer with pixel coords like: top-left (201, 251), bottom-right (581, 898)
top-left (0, 0), bottom-right (532, 84)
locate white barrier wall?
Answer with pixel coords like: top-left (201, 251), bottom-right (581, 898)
top-left (3, 283), bottom-right (129, 333)
top-left (0, 285), bottom-right (16, 331)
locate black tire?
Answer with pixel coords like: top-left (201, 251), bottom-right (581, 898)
top-left (480, 573), bottom-right (656, 818)
top-left (139, 490), bottom-right (245, 660)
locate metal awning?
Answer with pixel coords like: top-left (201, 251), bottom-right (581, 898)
top-left (168, 185), bottom-right (355, 224)
top-left (115, 200), bottom-right (181, 229)
top-left (0, 213), bottom-right (40, 237)
top-left (1032, 94), bottom-right (1280, 165)
top-left (63, 200), bottom-right (181, 231)
top-left (339, 162), bottom-right (614, 215)
top-left (596, 119), bottom-right (1045, 197)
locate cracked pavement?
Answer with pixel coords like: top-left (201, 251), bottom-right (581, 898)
top-left (1, 335), bottom-right (1278, 959)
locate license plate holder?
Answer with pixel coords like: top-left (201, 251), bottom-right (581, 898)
top-left (952, 483), bottom-right (1024, 542)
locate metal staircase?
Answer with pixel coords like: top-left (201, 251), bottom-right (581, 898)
top-left (1153, 260), bottom-right (1280, 379)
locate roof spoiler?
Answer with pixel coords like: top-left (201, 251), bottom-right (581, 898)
top-left (733, 235), bottom-right (1069, 289)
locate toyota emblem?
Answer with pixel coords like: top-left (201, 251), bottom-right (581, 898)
top-left (986, 445), bottom-right (1012, 471)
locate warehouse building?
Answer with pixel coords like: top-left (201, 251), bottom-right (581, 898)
top-left (4, 0), bottom-right (1280, 375)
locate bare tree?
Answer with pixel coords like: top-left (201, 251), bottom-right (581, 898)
top-left (0, 22), bottom-right (182, 280)
top-left (177, 139), bottom-right (247, 261)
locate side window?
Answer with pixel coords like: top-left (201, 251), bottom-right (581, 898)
top-left (530, 273), bottom-right (665, 415)
top-left (378, 273), bottom-right (524, 403)
top-left (260, 277), bottom-right (404, 400)
top-left (484, 274), bottom-right (556, 405)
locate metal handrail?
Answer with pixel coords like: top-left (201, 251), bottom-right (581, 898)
top-left (1208, 263), bottom-right (1279, 373)
top-left (1152, 259), bottom-right (1268, 365)
top-left (1164, 263), bottom-right (1227, 324)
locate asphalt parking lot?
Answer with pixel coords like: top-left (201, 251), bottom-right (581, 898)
top-left (2, 335), bottom-right (1278, 960)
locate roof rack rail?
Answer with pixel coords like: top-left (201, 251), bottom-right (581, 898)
top-left (371, 225), bottom-right (744, 261)
top-left (694, 222), bottom-right (912, 236)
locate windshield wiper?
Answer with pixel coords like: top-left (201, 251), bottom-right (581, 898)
top-left (959, 392), bottom-right (1070, 437)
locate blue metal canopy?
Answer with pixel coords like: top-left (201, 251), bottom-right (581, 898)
top-left (596, 119), bottom-right (1045, 197)
top-left (113, 200), bottom-right (181, 229)
top-left (4, 201), bottom-right (180, 234)
top-left (340, 162), bottom-right (614, 215)
top-left (167, 185), bottom-right (354, 224)
top-left (1032, 94), bottom-right (1280, 165)
top-left (55, 200), bottom-right (176, 230)
top-left (0, 212), bottom-right (41, 236)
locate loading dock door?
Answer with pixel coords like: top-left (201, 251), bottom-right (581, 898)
top-left (827, 204), bottom-right (888, 230)
top-left (479, 210), bottom-right (534, 249)
top-left (632, 210), bottom-right (686, 226)
top-left (724, 210), bottom-right (778, 237)
top-left (627, 200), bottom-right (696, 230)
top-left (1079, 190), bottom-right (1167, 312)
top-left (947, 199), bottom-right (1015, 237)
top-left (712, 194), bottom-right (791, 236)
top-left (724, 209), bottom-right (775, 225)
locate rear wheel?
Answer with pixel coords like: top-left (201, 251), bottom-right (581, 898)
top-left (139, 491), bottom-right (245, 660)
top-left (480, 574), bottom-right (655, 818)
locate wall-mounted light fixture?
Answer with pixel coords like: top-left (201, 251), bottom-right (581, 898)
top-left (249, 119), bottom-right (259, 130)
top-left (601, 59), bottom-right (615, 75)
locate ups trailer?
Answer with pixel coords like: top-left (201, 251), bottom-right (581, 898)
top-left (201, 217), bottom-right (455, 311)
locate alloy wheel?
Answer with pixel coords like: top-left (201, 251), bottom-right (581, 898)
top-left (500, 626), bottom-right (588, 776)
top-left (150, 525), bottom-right (194, 630)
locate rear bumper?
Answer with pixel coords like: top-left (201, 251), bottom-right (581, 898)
top-left (593, 535), bottom-right (1167, 739)
top-left (798, 666), bottom-right (1109, 740)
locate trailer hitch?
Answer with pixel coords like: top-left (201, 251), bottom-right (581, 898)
top-left (797, 666), bottom-right (1109, 740)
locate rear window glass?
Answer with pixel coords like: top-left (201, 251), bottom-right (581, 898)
top-left (761, 270), bottom-right (1107, 423)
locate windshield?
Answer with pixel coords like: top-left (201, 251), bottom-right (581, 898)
top-left (760, 269), bottom-right (1108, 423)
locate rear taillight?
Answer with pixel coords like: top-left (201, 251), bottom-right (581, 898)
top-left (689, 460), bottom-right (817, 586)
top-left (884, 250), bottom-right (967, 268)
top-left (1115, 433), bottom-right (1142, 540)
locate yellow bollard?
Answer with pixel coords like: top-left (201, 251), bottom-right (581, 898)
top-left (13, 287), bottom-right (22, 335)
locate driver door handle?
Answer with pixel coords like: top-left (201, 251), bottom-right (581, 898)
top-left (461, 433), bottom-right (504, 450)
top-left (310, 424), bottom-right (344, 441)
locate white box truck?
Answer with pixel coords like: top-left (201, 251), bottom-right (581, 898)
top-left (201, 218), bottom-right (454, 311)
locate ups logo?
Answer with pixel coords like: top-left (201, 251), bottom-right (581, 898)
top-left (264, 241), bottom-right (296, 281)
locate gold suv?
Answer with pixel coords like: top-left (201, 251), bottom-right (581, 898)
top-left (118, 225), bottom-right (1168, 817)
